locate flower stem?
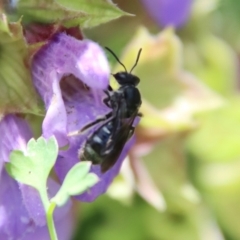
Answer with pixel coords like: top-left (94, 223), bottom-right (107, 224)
top-left (47, 202), bottom-right (58, 240)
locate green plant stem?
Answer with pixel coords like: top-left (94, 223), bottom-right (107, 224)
top-left (47, 202), bottom-right (58, 240)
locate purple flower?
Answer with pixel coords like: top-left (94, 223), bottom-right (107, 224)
top-left (0, 115), bottom-right (72, 240)
top-left (32, 33), bottom-right (110, 147)
top-left (141, 0), bottom-right (193, 28)
top-left (32, 33), bottom-right (135, 202)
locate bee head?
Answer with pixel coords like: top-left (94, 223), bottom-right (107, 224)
top-left (105, 47), bottom-right (142, 86)
top-left (113, 72), bottom-right (140, 86)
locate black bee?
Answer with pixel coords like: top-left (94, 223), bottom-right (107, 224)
top-left (79, 48), bottom-right (142, 173)
top-left (79, 99), bottom-right (136, 172)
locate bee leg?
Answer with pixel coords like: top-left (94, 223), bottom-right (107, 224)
top-left (128, 127), bottom-right (135, 139)
top-left (108, 85), bottom-right (113, 91)
top-left (103, 90), bottom-right (112, 108)
top-left (80, 111), bottom-right (113, 132)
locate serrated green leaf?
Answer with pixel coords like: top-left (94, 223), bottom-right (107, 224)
top-left (6, 136), bottom-right (58, 190)
top-left (51, 162), bottom-right (98, 206)
top-left (0, 14), bottom-right (40, 114)
top-left (68, 174), bottom-right (98, 194)
top-left (14, 0), bottom-right (132, 28)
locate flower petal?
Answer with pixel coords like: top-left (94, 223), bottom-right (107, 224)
top-left (32, 33), bottom-right (110, 146)
top-left (0, 114), bottom-right (32, 163)
top-left (22, 211), bottom-right (73, 240)
top-left (0, 169), bottom-right (36, 239)
top-left (20, 178), bottom-right (72, 227)
top-left (142, 0), bottom-right (193, 28)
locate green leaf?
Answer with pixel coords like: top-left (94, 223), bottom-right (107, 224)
top-left (0, 14), bottom-right (40, 114)
top-left (6, 136), bottom-right (58, 191)
top-left (14, 0), bottom-right (132, 28)
top-left (51, 162), bottom-right (98, 207)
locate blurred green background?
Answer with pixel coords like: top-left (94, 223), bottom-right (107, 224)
top-left (73, 1), bottom-right (240, 240)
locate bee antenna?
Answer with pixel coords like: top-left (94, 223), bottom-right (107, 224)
top-left (130, 48), bottom-right (142, 73)
top-left (105, 47), bottom-right (128, 73)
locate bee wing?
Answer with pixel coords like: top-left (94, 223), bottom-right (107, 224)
top-left (100, 108), bottom-right (137, 173)
top-left (103, 95), bottom-right (132, 152)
